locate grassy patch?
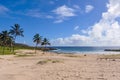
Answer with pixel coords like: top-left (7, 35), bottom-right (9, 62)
top-left (51, 60), bottom-right (61, 63)
top-left (99, 54), bottom-right (120, 59)
top-left (0, 47), bottom-right (14, 55)
top-left (0, 45), bottom-right (34, 55)
top-left (15, 54), bottom-right (34, 57)
top-left (37, 59), bottom-right (63, 65)
top-left (64, 54), bottom-right (82, 58)
top-left (37, 60), bottom-right (48, 65)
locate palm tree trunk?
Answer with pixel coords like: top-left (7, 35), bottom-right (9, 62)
top-left (45, 45), bottom-right (47, 54)
top-left (42, 45), bottom-right (46, 54)
top-left (12, 44), bottom-right (15, 54)
top-left (35, 44), bottom-right (37, 53)
top-left (10, 42), bottom-right (12, 52)
top-left (2, 46), bottom-right (5, 55)
top-left (13, 35), bottom-right (16, 55)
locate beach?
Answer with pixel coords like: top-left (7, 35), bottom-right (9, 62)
top-left (0, 49), bottom-right (120, 80)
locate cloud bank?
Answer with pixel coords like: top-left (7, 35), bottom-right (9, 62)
top-left (52, 0), bottom-right (120, 46)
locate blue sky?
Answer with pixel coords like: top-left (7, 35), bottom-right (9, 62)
top-left (0, 0), bottom-right (120, 46)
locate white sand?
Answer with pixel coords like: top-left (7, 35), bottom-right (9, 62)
top-left (0, 49), bottom-right (120, 80)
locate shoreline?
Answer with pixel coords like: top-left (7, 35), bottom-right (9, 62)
top-left (51, 50), bottom-right (120, 55)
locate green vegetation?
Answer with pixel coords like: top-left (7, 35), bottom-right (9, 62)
top-left (0, 44), bottom-right (31, 55)
top-left (100, 54), bottom-right (120, 60)
top-left (37, 59), bottom-right (48, 65)
top-left (33, 33), bottom-right (42, 53)
top-left (15, 54), bottom-right (34, 57)
top-left (52, 60), bottom-right (62, 63)
top-left (37, 59), bottom-right (63, 65)
top-left (10, 24), bottom-right (24, 54)
top-left (33, 34), bottom-right (51, 53)
top-left (0, 47), bottom-right (13, 55)
top-left (0, 23), bottom-right (52, 55)
top-left (0, 24), bottom-right (24, 55)
top-left (0, 31), bottom-right (14, 54)
top-left (41, 38), bottom-right (50, 47)
top-left (64, 54), bottom-right (82, 58)
top-left (41, 38), bottom-right (50, 49)
top-left (41, 38), bottom-right (51, 54)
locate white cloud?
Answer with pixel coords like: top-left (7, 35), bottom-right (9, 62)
top-left (74, 26), bottom-right (79, 30)
top-left (46, 15), bottom-right (54, 19)
top-left (73, 5), bottom-right (80, 9)
top-left (23, 10), bottom-right (54, 19)
top-left (25, 9), bottom-right (41, 18)
top-left (53, 5), bottom-right (75, 17)
top-left (102, 0), bottom-right (120, 20)
top-left (54, 19), bottom-right (63, 23)
top-left (53, 5), bottom-right (76, 23)
top-left (87, 0), bottom-right (120, 45)
top-left (85, 5), bottom-right (94, 13)
top-left (0, 5), bottom-right (9, 14)
top-left (52, 0), bottom-right (120, 46)
top-left (52, 34), bottom-right (90, 46)
top-left (81, 30), bottom-right (88, 34)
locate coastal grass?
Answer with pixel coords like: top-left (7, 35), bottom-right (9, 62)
top-left (15, 54), bottom-right (35, 57)
top-left (0, 44), bottom-right (54, 55)
top-left (99, 54), bottom-right (120, 60)
top-left (0, 47), bottom-right (14, 55)
top-left (37, 59), bottom-right (63, 65)
top-left (63, 54), bottom-right (83, 58)
top-left (0, 45), bottom-right (34, 55)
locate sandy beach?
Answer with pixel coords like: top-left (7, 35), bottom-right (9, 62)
top-left (0, 49), bottom-right (120, 80)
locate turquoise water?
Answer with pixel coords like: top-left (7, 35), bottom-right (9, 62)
top-left (51, 46), bottom-right (120, 54)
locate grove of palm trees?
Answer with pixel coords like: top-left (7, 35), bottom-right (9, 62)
top-left (0, 24), bottom-right (51, 55)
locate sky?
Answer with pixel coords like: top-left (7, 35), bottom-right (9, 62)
top-left (0, 0), bottom-right (120, 46)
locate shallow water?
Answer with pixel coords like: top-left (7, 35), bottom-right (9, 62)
top-left (51, 46), bottom-right (120, 54)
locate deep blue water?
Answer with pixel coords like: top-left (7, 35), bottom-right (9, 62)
top-left (51, 46), bottom-right (120, 54)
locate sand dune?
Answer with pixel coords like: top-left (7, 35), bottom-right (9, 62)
top-left (0, 50), bottom-right (120, 80)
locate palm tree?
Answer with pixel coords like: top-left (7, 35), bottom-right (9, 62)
top-left (9, 24), bottom-right (24, 54)
top-left (0, 33), bottom-right (3, 46)
top-left (41, 38), bottom-right (50, 53)
top-left (6, 36), bottom-right (14, 52)
top-left (0, 30), bottom-right (11, 54)
top-left (33, 33), bottom-right (42, 53)
top-left (0, 33), bottom-right (3, 49)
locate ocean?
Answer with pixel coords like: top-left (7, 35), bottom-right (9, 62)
top-left (51, 46), bottom-right (120, 54)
